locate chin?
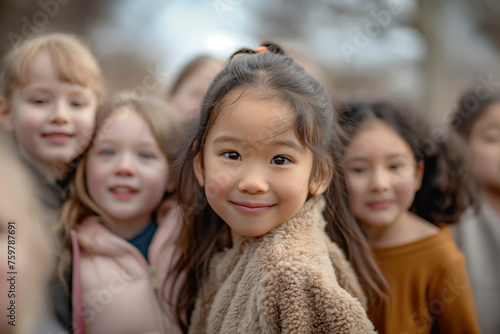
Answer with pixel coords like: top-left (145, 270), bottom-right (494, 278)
top-left (43, 153), bottom-right (76, 164)
top-left (365, 221), bottom-right (394, 228)
top-left (237, 231), bottom-right (262, 237)
top-left (233, 228), bottom-right (266, 238)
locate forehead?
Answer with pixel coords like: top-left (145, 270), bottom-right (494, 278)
top-left (21, 52), bottom-right (60, 86)
top-left (346, 120), bottom-right (413, 157)
top-left (13, 49), bottom-right (100, 98)
top-left (472, 102), bottom-right (500, 131)
top-left (209, 88), bottom-right (298, 144)
top-left (95, 107), bottom-right (154, 142)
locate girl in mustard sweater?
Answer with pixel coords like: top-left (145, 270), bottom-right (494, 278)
top-left (339, 101), bottom-right (481, 334)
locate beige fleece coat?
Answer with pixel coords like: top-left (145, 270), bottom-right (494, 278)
top-left (189, 196), bottom-right (376, 334)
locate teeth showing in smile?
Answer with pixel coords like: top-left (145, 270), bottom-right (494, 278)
top-left (112, 187), bottom-right (134, 194)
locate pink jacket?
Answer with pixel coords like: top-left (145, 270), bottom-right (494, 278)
top-left (71, 203), bottom-right (183, 334)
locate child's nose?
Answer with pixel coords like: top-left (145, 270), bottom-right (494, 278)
top-left (370, 168), bottom-right (391, 192)
top-left (237, 168), bottom-right (269, 194)
top-left (115, 153), bottom-right (135, 176)
top-left (48, 101), bottom-right (70, 124)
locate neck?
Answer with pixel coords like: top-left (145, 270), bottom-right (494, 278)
top-left (481, 188), bottom-right (500, 216)
top-left (20, 151), bottom-right (66, 183)
top-left (105, 215), bottom-right (153, 239)
top-left (362, 211), bottom-right (432, 248)
top-left (38, 163), bottom-right (62, 183)
top-left (230, 229), bottom-right (243, 243)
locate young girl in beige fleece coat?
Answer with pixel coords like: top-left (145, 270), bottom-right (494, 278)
top-left (169, 43), bottom-right (389, 333)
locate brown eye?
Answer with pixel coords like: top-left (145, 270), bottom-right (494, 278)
top-left (271, 156), bottom-right (291, 165)
top-left (221, 151), bottom-right (241, 161)
top-left (31, 98), bottom-right (48, 105)
top-left (71, 99), bottom-right (87, 107)
top-left (350, 167), bottom-right (366, 173)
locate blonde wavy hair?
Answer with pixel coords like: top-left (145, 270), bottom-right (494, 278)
top-left (57, 93), bottom-right (184, 291)
top-left (0, 32), bottom-right (105, 102)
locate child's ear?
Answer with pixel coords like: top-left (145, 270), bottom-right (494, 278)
top-left (193, 153), bottom-right (205, 187)
top-left (0, 96), bottom-right (13, 132)
top-left (415, 160), bottom-right (425, 191)
top-left (309, 168), bottom-right (331, 196)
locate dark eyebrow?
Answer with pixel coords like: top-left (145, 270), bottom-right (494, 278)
top-left (212, 136), bottom-right (243, 145)
top-left (24, 87), bottom-right (51, 94)
top-left (346, 157), bottom-right (367, 163)
top-left (270, 139), bottom-right (304, 152)
top-left (346, 153), bottom-right (407, 162)
top-left (212, 136), bottom-right (304, 152)
top-left (386, 153), bottom-right (406, 159)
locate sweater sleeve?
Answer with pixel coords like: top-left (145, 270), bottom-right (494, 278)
top-left (428, 250), bottom-right (481, 334)
top-left (326, 241), bottom-right (367, 308)
top-left (259, 261), bottom-right (376, 334)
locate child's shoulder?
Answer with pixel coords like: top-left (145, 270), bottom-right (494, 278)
top-left (406, 225), bottom-right (465, 269)
top-left (254, 231), bottom-right (340, 288)
top-left (375, 220), bottom-right (462, 266)
top-left (422, 226), bottom-right (464, 262)
top-left (406, 213), bottom-right (440, 241)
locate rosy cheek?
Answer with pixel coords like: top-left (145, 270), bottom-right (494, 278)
top-left (75, 111), bottom-right (96, 131)
top-left (75, 121), bottom-right (94, 138)
top-left (279, 180), bottom-right (308, 202)
top-left (346, 183), bottom-right (355, 202)
top-left (86, 161), bottom-right (105, 189)
top-left (17, 113), bottom-right (42, 133)
top-left (471, 147), bottom-right (496, 174)
top-left (346, 178), bottom-right (363, 200)
top-left (473, 152), bottom-right (491, 168)
top-left (394, 179), bottom-right (417, 208)
top-left (204, 173), bottom-right (230, 200)
top-left (347, 191), bottom-right (357, 210)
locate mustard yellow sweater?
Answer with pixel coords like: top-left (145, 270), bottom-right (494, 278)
top-left (369, 226), bottom-right (480, 334)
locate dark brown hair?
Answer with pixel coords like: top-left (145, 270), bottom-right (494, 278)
top-left (338, 101), bottom-right (476, 225)
top-left (169, 43), bottom-right (389, 331)
top-left (451, 89), bottom-right (500, 139)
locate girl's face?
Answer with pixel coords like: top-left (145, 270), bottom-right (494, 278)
top-left (344, 120), bottom-right (423, 230)
top-left (2, 52), bottom-right (97, 173)
top-left (468, 102), bottom-right (500, 193)
top-left (172, 59), bottom-right (224, 121)
top-left (86, 107), bottom-right (169, 228)
top-left (194, 88), bottom-right (328, 237)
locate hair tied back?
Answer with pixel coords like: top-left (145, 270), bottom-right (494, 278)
top-left (229, 42), bottom-right (285, 60)
top-left (254, 46), bottom-right (270, 53)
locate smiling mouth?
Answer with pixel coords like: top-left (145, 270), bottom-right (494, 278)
top-left (109, 186), bottom-right (138, 199)
top-left (42, 133), bottom-right (73, 144)
top-left (42, 132), bottom-right (73, 137)
top-left (230, 201), bottom-right (276, 214)
top-left (366, 200), bottom-right (392, 209)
